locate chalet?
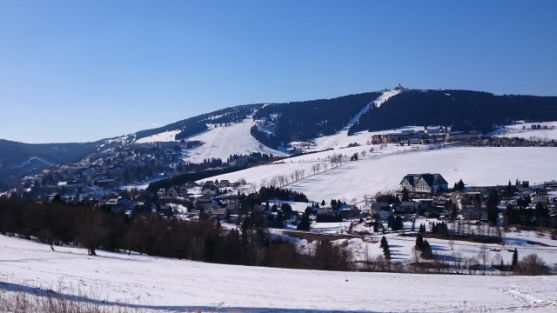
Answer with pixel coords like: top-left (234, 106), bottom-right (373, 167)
top-left (203, 181), bottom-right (216, 187)
top-left (210, 208), bottom-right (229, 221)
top-left (201, 185), bottom-right (219, 196)
top-left (371, 202), bottom-right (390, 212)
top-left (400, 173), bottom-right (448, 193)
top-left (394, 201), bottom-right (419, 214)
top-left (196, 197), bottom-right (217, 211)
top-left (339, 204), bottom-right (360, 219)
top-left (378, 208), bottom-right (393, 220)
top-left (218, 180), bottom-right (231, 188)
top-left (225, 201), bottom-right (240, 214)
top-left (316, 207), bottom-right (340, 222)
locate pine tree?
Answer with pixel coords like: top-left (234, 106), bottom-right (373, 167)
top-left (394, 215), bottom-right (403, 231)
top-left (512, 248), bottom-right (518, 270)
top-left (421, 239), bottom-right (432, 259)
top-left (487, 189), bottom-right (499, 225)
top-left (415, 233), bottom-right (424, 250)
top-left (457, 179), bottom-right (465, 191)
top-left (419, 224), bottom-right (425, 233)
top-left (381, 236), bottom-right (390, 260)
top-left (402, 188), bottom-right (409, 202)
top-left (380, 236), bottom-right (387, 249)
top-left (387, 215), bottom-right (395, 229)
top-left (297, 213), bottom-right (310, 231)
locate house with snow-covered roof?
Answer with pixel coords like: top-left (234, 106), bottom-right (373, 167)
top-left (400, 173), bottom-right (448, 193)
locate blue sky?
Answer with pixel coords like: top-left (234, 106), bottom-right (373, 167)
top-left (1, 1), bottom-right (555, 143)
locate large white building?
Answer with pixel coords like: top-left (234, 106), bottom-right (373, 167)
top-left (400, 173), bottom-right (448, 193)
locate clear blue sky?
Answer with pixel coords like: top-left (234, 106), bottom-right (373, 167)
top-left (1, 1), bottom-right (555, 143)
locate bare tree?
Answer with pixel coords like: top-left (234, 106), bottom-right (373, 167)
top-left (467, 256), bottom-right (479, 275)
top-left (277, 175), bottom-right (287, 187)
top-left (451, 251), bottom-right (463, 274)
top-left (477, 245), bottom-right (491, 275)
top-left (360, 150), bottom-right (367, 158)
top-left (312, 164), bottom-right (318, 175)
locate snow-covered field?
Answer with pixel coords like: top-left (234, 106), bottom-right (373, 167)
top-left (1, 235), bottom-right (557, 312)
top-left (494, 121), bottom-right (557, 141)
top-left (208, 146), bottom-right (557, 203)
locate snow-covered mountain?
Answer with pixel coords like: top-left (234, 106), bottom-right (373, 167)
top-left (2, 86), bottom-right (556, 190)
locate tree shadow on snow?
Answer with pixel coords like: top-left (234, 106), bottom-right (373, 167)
top-left (0, 281), bottom-right (403, 313)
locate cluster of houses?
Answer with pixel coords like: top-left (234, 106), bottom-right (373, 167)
top-left (370, 127), bottom-right (482, 145)
top-left (371, 173), bottom-right (557, 226)
top-left (97, 172), bottom-right (557, 232)
top-left (9, 139), bottom-right (276, 206)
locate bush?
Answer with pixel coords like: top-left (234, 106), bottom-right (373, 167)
top-left (515, 254), bottom-right (551, 276)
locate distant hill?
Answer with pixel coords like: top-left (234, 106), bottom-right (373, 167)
top-left (0, 139), bottom-right (99, 188)
top-left (348, 90), bottom-right (557, 135)
top-left (252, 92), bottom-right (382, 148)
top-left (2, 87), bottom-right (556, 189)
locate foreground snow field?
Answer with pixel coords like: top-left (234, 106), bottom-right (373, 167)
top-left (1, 236), bottom-right (556, 312)
top-left (208, 147), bottom-right (557, 203)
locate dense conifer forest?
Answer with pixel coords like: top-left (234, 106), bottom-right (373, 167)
top-left (252, 92), bottom-right (381, 146)
top-left (349, 90), bottom-right (557, 134)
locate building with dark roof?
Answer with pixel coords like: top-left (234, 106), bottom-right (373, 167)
top-left (400, 173), bottom-right (448, 193)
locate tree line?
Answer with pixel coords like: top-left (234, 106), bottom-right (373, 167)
top-left (0, 196), bottom-right (353, 271)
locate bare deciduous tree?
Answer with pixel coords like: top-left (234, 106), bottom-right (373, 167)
top-left (477, 245), bottom-right (491, 275)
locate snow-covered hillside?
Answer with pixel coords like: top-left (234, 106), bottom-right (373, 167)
top-left (494, 121), bottom-right (557, 141)
top-left (1, 235), bottom-right (556, 312)
top-left (301, 88), bottom-right (404, 152)
top-left (135, 130), bottom-right (181, 144)
top-left (373, 87), bottom-right (403, 108)
top-left (181, 119), bottom-right (287, 163)
top-left (208, 147), bottom-right (557, 203)
top-left (134, 119), bottom-right (288, 163)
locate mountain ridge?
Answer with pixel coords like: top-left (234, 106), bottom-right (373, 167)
top-left (2, 87), bottom-right (556, 189)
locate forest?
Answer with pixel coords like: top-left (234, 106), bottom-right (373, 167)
top-left (0, 196), bottom-right (352, 271)
top-left (252, 92), bottom-right (381, 147)
top-left (348, 90), bottom-right (557, 135)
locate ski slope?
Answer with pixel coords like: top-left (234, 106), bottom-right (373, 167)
top-left (135, 130), bottom-right (181, 144)
top-left (373, 87), bottom-right (403, 108)
top-left (307, 88), bottom-right (404, 151)
top-left (208, 147), bottom-right (557, 203)
top-left (1, 235), bottom-right (556, 312)
top-left (181, 119), bottom-right (287, 163)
